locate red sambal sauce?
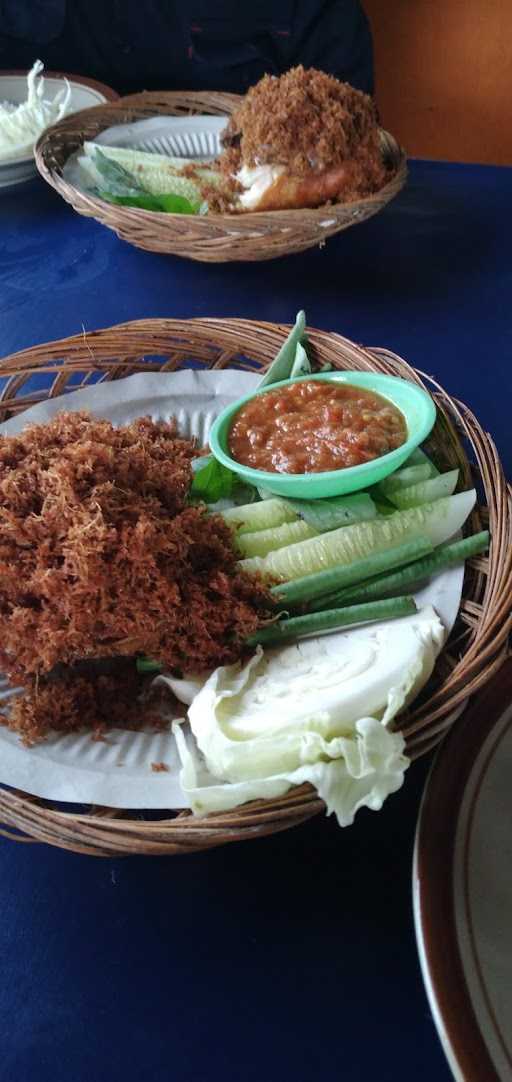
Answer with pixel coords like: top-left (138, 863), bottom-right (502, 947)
top-left (228, 380), bottom-right (407, 474)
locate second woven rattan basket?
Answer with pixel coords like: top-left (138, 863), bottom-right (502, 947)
top-left (0, 317), bottom-right (510, 856)
top-left (35, 91), bottom-right (407, 263)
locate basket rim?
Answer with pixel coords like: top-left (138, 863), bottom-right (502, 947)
top-left (0, 315), bottom-right (510, 856)
top-left (34, 89), bottom-right (408, 228)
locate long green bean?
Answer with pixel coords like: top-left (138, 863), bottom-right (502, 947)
top-left (312, 531), bottom-right (490, 609)
top-left (246, 596), bottom-right (417, 647)
top-left (271, 536), bottom-right (433, 607)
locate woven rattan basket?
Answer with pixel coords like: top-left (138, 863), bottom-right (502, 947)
top-left (34, 91), bottom-right (407, 263)
top-left (0, 317), bottom-right (510, 856)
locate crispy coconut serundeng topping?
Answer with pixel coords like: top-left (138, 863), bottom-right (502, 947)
top-left (220, 65), bottom-right (386, 180)
top-left (0, 412), bottom-right (272, 741)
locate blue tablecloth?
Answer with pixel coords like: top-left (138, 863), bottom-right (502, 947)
top-left (1, 159), bottom-right (511, 1082)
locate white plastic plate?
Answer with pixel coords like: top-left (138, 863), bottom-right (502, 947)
top-left (0, 370), bottom-right (464, 808)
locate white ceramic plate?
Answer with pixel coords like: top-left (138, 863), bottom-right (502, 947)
top-left (414, 658), bottom-right (512, 1081)
top-left (0, 370), bottom-right (464, 808)
top-left (0, 70), bottom-right (116, 190)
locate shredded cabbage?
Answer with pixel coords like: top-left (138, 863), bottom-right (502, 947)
top-left (0, 60), bottom-right (71, 162)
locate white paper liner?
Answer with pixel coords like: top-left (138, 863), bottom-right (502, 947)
top-left (0, 370), bottom-right (463, 808)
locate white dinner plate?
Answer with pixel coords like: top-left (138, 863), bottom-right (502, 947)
top-left (414, 658), bottom-right (512, 1081)
top-left (0, 70), bottom-right (117, 191)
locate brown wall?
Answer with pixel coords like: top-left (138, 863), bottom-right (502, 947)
top-left (362, 0), bottom-right (512, 165)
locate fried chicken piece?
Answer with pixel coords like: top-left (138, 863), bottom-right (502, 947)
top-left (219, 65), bottom-right (391, 211)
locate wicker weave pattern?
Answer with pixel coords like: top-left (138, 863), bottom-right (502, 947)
top-left (0, 317), bottom-right (510, 855)
top-left (34, 91), bottom-right (407, 262)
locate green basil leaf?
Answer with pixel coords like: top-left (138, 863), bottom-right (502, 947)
top-left (94, 148), bottom-right (145, 193)
top-left (289, 339), bottom-right (311, 378)
top-left (98, 190), bottom-right (169, 212)
top-left (97, 187), bottom-right (200, 215)
top-left (190, 457), bottom-right (236, 502)
top-left (258, 311), bottom-right (308, 389)
top-left (191, 453), bottom-right (215, 474)
top-left (155, 192), bottom-right (199, 214)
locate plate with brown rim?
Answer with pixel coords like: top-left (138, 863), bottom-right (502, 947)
top-left (0, 69), bottom-right (118, 190)
top-left (414, 657), bottom-right (512, 1081)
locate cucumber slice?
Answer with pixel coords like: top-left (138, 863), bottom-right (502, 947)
top-left (239, 489), bottom-right (476, 581)
top-left (222, 498), bottom-right (296, 534)
top-left (83, 142), bottom-right (220, 199)
top-left (378, 462), bottom-right (433, 495)
top-left (387, 469), bottom-right (459, 510)
top-left (236, 519), bottom-right (317, 558)
top-left (406, 448), bottom-right (439, 475)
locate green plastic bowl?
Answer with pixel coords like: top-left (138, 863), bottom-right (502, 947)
top-left (209, 371), bottom-right (436, 499)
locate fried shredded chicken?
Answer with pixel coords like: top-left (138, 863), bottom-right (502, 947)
top-left (0, 412), bottom-right (272, 743)
top-left (201, 177), bottom-right (241, 215)
top-left (4, 665), bottom-right (169, 746)
top-left (178, 160), bottom-right (240, 214)
top-left (219, 65), bottom-right (390, 204)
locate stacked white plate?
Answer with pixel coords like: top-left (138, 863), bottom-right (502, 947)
top-left (0, 71), bottom-right (115, 191)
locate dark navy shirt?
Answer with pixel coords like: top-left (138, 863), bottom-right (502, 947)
top-left (0, 1), bottom-right (374, 95)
